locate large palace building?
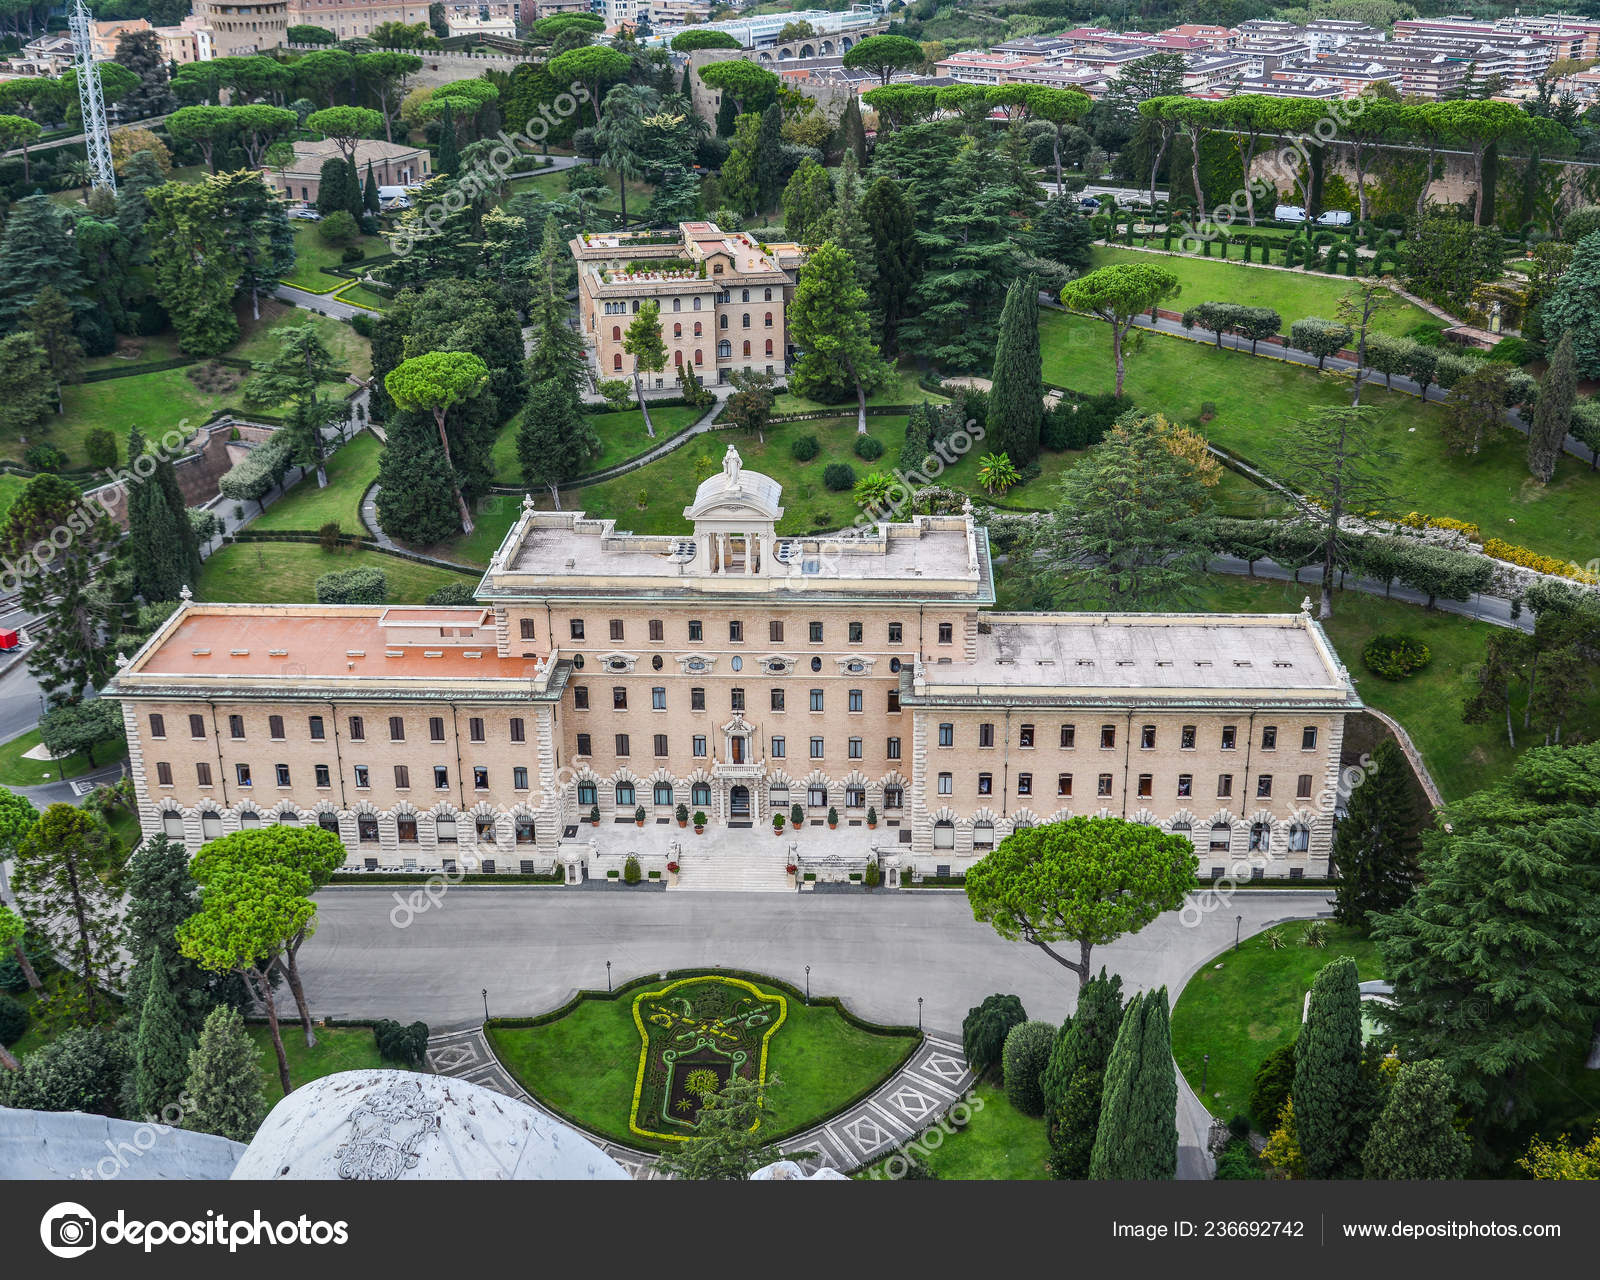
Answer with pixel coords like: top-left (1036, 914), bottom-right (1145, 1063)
top-left (109, 450), bottom-right (1362, 882)
top-left (574, 223), bottom-right (803, 387)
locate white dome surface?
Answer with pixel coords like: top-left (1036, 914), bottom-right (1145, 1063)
top-left (231, 1070), bottom-right (628, 1181)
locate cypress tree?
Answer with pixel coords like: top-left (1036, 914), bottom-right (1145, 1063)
top-left (315, 156), bottom-right (353, 216)
top-left (124, 835), bottom-right (214, 1039)
top-left (1361, 1059), bottom-right (1470, 1179)
top-left (517, 379), bottom-right (598, 508)
top-left (375, 409), bottom-right (468, 545)
top-left (125, 428), bottom-right (203, 603)
top-left (133, 952), bottom-right (192, 1118)
top-left (1089, 987), bottom-right (1178, 1180)
top-left (862, 175), bottom-right (918, 356)
top-left (345, 156), bottom-right (363, 219)
top-left (1043, 968), bottom-right (1124, 1178)
top-left (1528, 331), bottom-right (1575, 483)
top-left (1294, 956), bottom-right (1368, 1179)
top-left (363, 159), bottom-right (381, 215)
top-left (1331, 738), bottom-right (1421, 927)
top-left (755, 101), bottom-right (785, 211)
top-left (986, 274), bottom-right (1043, 467)
top-left (437, 100), bottom-right (459, 174)
top-left (715, 93), bottom-right (736, 138)
top-left (680, 64), bottom-right (691, 98)
top-left (839, 93), bottom-right (867, 168)
top-left (184, 1003), bottom-right (268, 1143)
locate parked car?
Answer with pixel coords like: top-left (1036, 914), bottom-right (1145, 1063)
top-left (1079, 195), bottom-right (1103, 211)
top-left (1317, 209), bottom-right (1353, 227)
top-left (289, 206), bottom-right (322, 221)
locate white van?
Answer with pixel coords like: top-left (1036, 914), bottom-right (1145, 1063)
top-left (1317, 209), bottom-right (1353, 227)
top-left (1274, 204), bottom-right (1307, 223)
top-left (377, 185), bottom-right (411, 210)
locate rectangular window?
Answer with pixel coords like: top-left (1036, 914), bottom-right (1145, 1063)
top-left (731, 688), bottom-right (745, 712)
top-left (309, 716), bottom-right (325, 741)
top-left (1060, 724), bottom-right (1075, 749)
top-left (938, 723), bottom-right (953, 747)
top-left (469, 717), bottom-right (485, 743)
top-left (196, 762), bottom-right (212, 787)
top-left (649, 619), bottom-right (664, 642)
top-left (887, 737), bottom-right (901, 760)
top-left (808, 621), bottom-right (823, 643)
top-left (149, 713), bottom-right (166, 739)
top-left (979, 723), bottom-right (994, 748)
top-left (1097, 773), bottom-right (1113, 797)
top-left (888, 622), bottom-right (903, 644)
top-left (612, 687), bottom-right (627, 710)
top-left (848, 621), bottom-right (863, 643)
top-left (348, 715), bottom-right (364, 741)
top-left (513, 766), bottom-right (528, 789)
top-left (1257, 775), bottom-right (1272, 798)
top-left (1019, 724), bottom-right (1035, 749)
top-left (691, 687), bottom-right (706, 711)
top-left (573, 686), bottom-right (589, 710)
top-left (1178, 774), bottom-right (1193, 797)
top-left (156, 761), bottom-right (172, 786)
top-left (887, 690), bottom-right (900, 714)
top-left (474, 766), bottom-right (488, 790)
top-left (510, 718), bottom-right (525, 743)
top-left (433, 766), bottom-right (448, 790)
top-left (615, 734), bottom-right (630, 757)
top-left (389, 716), bottom-right (405, 742)
top-left (268, 714), bottom-right (284, 740)
top-left (190, 713), bottom-right (206, 739)
top-left (692, 735), bottom-right (707, 757)
top-left (1057, 773), bottom-right (1072, 796)
top-left (520, 618), bottom-right (535, 640)
top-left (353, 765), bottom-right (369, 789)
top-left (848, 737), bottom-right (863, 759)
top-left (394, 764), bottom-right (410, 789)
top-left (229, 715), bottom-right (245, 740)
top-left (1217, 774), bottom-right (1233, 798)
top-left (1297, 774), bottom-right (1314, 799)
top-left (978, 772), bottom-right (992, 796)
top-left (1261, 726), bottom-right (1278, 750)
top-left (275, 764), bottom-right (290, 787)
top-left (236, 763), bottom-right (252, 787)
top-left (938, 622), bottom-right (953, 644)
top-left (428, 716), bottom-right (444, 742)
top-left (1017, 773), bottom-right (1032, 796)
top-left (688, 620), bottom-right (703, 641)
top-left (576, 733), bottom-right (592, 756)
top-left (1099, 725), bottom-right (1115, 749)
top-left (771, 736), bottom-right (785, 758)
top-left (1302, 726), bottom-right (1318, 750)
top-left (609, 618), bottom-right (624, 641)
top-left (769, 620), bottom-right (784, 643)
top-left (810, 689), bottom-right (825, 712)
top-left (1138, 774), bottom-right (1153, 798)
top-left (848, 688), bottom-right (863, 713)
top-left (397, 819), bottom-right (418, 844)
top-left (729, 620), bottom-right (743, 642)
top-left (315, 764), bottom-right (330, 787)
top-left (569, 619), bottom-right (584, 641)
top-left (1181, 725), bottom-right (1196, 750)
top-left (654, 734), bottom-right (668, 756)
top-left (809, 737), bottom-right (824, 759)
top-left (1221, 725), bottom-right (1237, 750)
top-left (938, 773), bottom-right (952, 795)
top-left (358, 814), bottom-right (378, 841)
top-left (771, 688), bottom-right (785, 712)
top-left (1140, 725), bottom-right (1156, 750)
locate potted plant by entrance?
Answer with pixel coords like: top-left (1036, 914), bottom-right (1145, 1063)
top-left (589, 804), bottom-right (600, 827)
top-left (790, 802), bottom-right (803, 828)
top-left (634, 805), bottom-right (646, 828)
top-left (867, 806), bottom-right (877, 830)
top-left (666, 860), bottom-right (679, 884)
top-left (785, 863), bottom-right (797, 876)
top-left (693, 810), bottom-right (706, 834)
top-left (827, 806), bottom-right (838, 830)
top-left (676, 803), bottom-right (688, 828)
top-left (773, 812), bottom-right (785, 835)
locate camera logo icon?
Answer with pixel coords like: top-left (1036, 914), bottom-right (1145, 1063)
top-left (40, 1202), bottom-right (97, 1258)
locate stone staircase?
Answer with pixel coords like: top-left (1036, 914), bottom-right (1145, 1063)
top-left (670, 849), bottom-right (793, 893)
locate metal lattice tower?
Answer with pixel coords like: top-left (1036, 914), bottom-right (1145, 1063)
top-left (68, 0), bottom-right (116, 193)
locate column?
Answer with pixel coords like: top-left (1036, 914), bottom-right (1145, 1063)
top-left (744, 531), bottom-right (754, 574)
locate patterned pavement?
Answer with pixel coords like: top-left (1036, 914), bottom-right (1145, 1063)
top-left (425, 1026), bottom-right (974, 1180)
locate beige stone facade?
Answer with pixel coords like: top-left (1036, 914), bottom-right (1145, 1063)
top-left (574, 222), bottom-right (803, 386)
top-left (110, 450), bottom-right (1362, 882)
top-left (267, 137), bottom-right (432, 203)
top-left (192, 0), bottom-right (290, 56)
top-left (287, 0), bottom-right (433, 40)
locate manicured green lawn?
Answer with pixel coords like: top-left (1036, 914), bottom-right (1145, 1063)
top-left (281, 223), bottom-right (387, 293)
top-left (487, 979), bottom-right (919, 1153)
top-left (490, 403), bottom-right (705, 486)
top-left (857, 1083), bottom-right (1052, 1180)
top-left (772, 367), bottom-right (942, 415)
top-left (0, 725), bottom-right (127, 786)
top-left (1086, 246), bottom-right (1437, 337)
top-left (23, 367), bottom-right (231, 469)
top-left (0, 472), bottom-right (30, 525)
top-left (82, 331), bottom-right (185, 373)
top-left (508, 165), bottom-right (654, 216)
top-left (1171, 920), bottom-right (1383, 1125)
top-left (537, 417), bottom-right (908, 537)
top-left (331, 282), bottom-right (390, 313)
top-left (230, 300), bottom-right (372, 381)
top-left (248, 1024), bottom-right (386, 1095)
top-left (196, 542), bottom-right (478, 604)
top-left (252, 429), bottom-right (381, 534)
top-left (1040, 309), bottom-right (1600, 562)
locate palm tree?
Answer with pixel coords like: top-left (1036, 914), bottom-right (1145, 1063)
top-left (57, 158), bottom-right (95, 201)
top-left (977, 452), bottom-right (1021, 495)
top-left (598, 83), bottom-right (655, 224)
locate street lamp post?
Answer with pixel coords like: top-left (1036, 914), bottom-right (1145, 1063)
top-left (1201, 1053), bottom-right (1210, 1095)
top-left (606, 960), bottom-right (612, 992)
top-left (481, 988), bottom-right (489, 1021)
top-left (1234, 914), bottom-right (1242, 951)
top-left (805, 965), bottom-right (810, 1004)
top-left (917, 996), bottom-right (923, 1031)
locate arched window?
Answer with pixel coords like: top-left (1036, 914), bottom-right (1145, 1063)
top-left (973, 820), bottom-right (995, 849)
top-left (1288, 823), bottom-right (1310, 852)
top-left (615, 782), bottom-right (636, 807)
top-left (674, 350), bottom-right (683, 365)
top-left (769, 784), bottom-right (789, 807)
top-left (691, 781), bottom-right (710, 807)
top-left (742, 340), bottom-right (750, 357)
top-left (933, 819), bottom-right (955, 849)
top-left (740, 288), bottom-right (749, 302)
top-left (807, 785), bottom-right (828, 808)
top-left (611, 325), bottom-right (621, 341)
top-left (653, 782), bottom-right (673, 806)
top-left (1250, 822), bottom-right (1271, 852)
top-left (1209, 823), bottom-right (1232, 851)
top-left (883, 786), bottom-right (903, 809)
top-left (764, 311), bottom-right (773, 327)
top-left (613, 353), bottom-right (622, 370)
top-left (693, 321), bottom-right (702, 336)
top-left (764, 288), bottom-right (772, 301)
top-left (694, 349), bottom-right (703, 365)
top-left (692, 297), bottom-right (701, 310)
top-left (162, 812), bottom-right (185, 838)
top-left (200, 810), bottom-right (222, 839)
top-left (673, 323), bottom-right (681, 338)
top-left (672, 297), bottom-right (681, 312)
top-left (718, 340), bottom-right (731, 359)
top-left (577, 782), bottom-right (597, 807)
top-left (765, 339), bottom-right (773, 356)
top-left (719, 314), bottom-right (728, 329)
top-left (741, 313), bottom-right (750, 328)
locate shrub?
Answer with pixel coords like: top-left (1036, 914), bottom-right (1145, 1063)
top-left (1485, 336), bottom-right (1535, 365)
top-left (790, 434), bottom-right (820, 461)
top-left (425, 581), bottom-right (477, 606)
top-left (597, 378), bottom-right (631, 411)
top-left (633, 806), bottom-right (645, 824)
top-left (315, 566), bottom-right (387, 604)
top-left (340, 243), bottom-right (366, 264)
top-left (1214, 1136), bottom-right (1266, 1179)
top-left (773, 812), bottom-right (784, 829)
top-left (863, 861), bottom-right (880, 888)
top-left (623, 855), bottom-right (641, 884)
top-left (1483, 537), bottom-right (1598, 584)
top-left (23, 443), bottom-right (68, 473)
top-left (822, 462), bottom-right (855, 492)
top-left (675, 803), bottom-right (688, 823)
top-left (1001, 1019), bottom-right (1056, 1115)
top-left (589, 804), bottom-right (600, 823)
top-left (1361, 632), bottom-right (1432, 679)
top-left (83, 427), bottom-right (118, 469)
top-left (827, 806), bottom-right (838, 824)
top-left (1562, 204), bottom-right (1600, 242)
top-left (790, 803), bottom-right (804, 826)
top-left (0, 992), bottom-right (27, 1046)
top-left (317, 209), bottom-right (360, 246)
top-left (318, 520), bottom-right (344, 552)
top-left (350, 312), bottom-right (377, 338)
top-left (692, 810), bottom-right (707, 827)
top-left (962, 993), bottom-right (1027, 1079)
top-left (372, 1018), bottom-right (429, 1067)
top-left (853, 434), bottom-right (884, 461)
top-left (1249, 1039), bottom-right (1297, 1129)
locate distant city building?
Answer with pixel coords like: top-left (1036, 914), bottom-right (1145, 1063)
top-left (191, 0), bottom-right (290, 57)
top-left (286, 0), bottom-right (434, 41)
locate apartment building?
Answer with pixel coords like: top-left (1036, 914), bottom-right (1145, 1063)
top-left (111, 448), bottom-right (1363, 882)
top-left (574, 222), bottom-right (800, 385)
top-left (286, 0), bottom-right (433, 40)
